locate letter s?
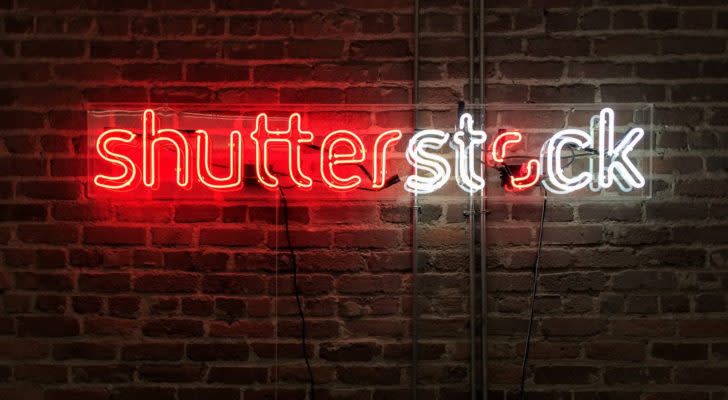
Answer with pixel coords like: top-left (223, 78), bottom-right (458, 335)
top-left (94, 129), bottom-right (137, 190)
top-left (404, 130), bottom-right (451, 195)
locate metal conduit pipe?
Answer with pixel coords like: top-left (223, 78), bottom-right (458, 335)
top-left (412, 0), bottom-right (420, 399)
top-left (479, 0), bottom-right (488, 398)
top-left (468, 3), bottom-right (477, 400)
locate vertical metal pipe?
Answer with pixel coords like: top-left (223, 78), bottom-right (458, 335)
top-left (414, 0), bottom-right (419, 106)
top-left (412, 198), bottom-right (419, 400)
top-left (469, 11), bottom-right (476, 400)
top-left (469, 0), bottom-right (474, 103)
top-left (478, 0), bottom-right (487, 397)
top-left (479, 0), bottom-right (485, 104)
top-left (412, 1), bottom-right (420, 399)
top-left (469, 194), bottom-right (476, 400)
top-left (480, 142), bottom-right (488, 400)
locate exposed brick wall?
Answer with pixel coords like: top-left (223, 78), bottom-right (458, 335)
top-left (0, 0), bottom-right (727, 400)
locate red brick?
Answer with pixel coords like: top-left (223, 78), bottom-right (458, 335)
top-left (0, 388), bottom-right (42, 400)
top-left (208, 366), bottom-right (268, 384)
top-left (186, 63), bottom-right (249, 82)
top-left (290, 39), bottom-right (345, 59)
top-left (209, 321), bottom-right (274, 338)
top-left (187, 343), bottom-right (249, 361)
top-left (142, 319), bottom-right (204, 337)
top-left (675, 367), bottom-right (728, 385)
top-left (334, 229), bottom-right (401, 248)
top-left (298, 251), bottom-right (366, 272)
top-left (338, 366), bottom-right (400, 385)
top-left (199, 228), bottom-right (263, 246)
top-left (224, 41), bottom-right (284, 59)
top-left (320, 341), bottom-right (381, 361)
top-left (0, 339), bottom-right (49, 359)
top-left (540, 318), bottom-right (607, 336)
top-left (613, 318), bottom-right (675, 337)
top-left (337, 274), bottom-right (401, 294)
top-left (54, 63), bottom-right (119, 81)
top-left (0, 204), bottom-right (47, 221)
top-left (680, 319), bottom-right (728, 337)
top-left (44, 389), bottom-right (110, 400)
top-left (313, 63), bottom-right (377, 82)
top-left (84, 87), bottom-right (147, 102)
top-left (195, 16), bottom-right (225, 36)
top-left (202, 273), bottom-right (266, 294)
top-left (121, 63), bottom-right (182, 81)
top-left (248, 205), bottom-right (308, 224)
top-left (529, 36), bottom-right (590, 57)
top-left (131, 17), bottom-right (160, 36)
top-left (344, 319), bottom-right (404, 337)
top-left (14, 364), bottom-right (67, 383)
top-left (280, 87), bottom-right (344, 103)
top-left (84, 226), bottom-right (145, 245)
top-left (652, 343), bottom-right (707, 360)
top-left (150, 86), bottom-right (212, 102)
top-left (52, 202), bottom-right (111, 221)
top-left (662, 36), bottom-right (725, 55)
top-left (122, 343), bottom-right (183, 361)
top-left (79, 273), bottom-right (130, 292)
top-left (90, 40), bottom-right (154, 58)
top-left (110, 387), bottom-right (175, 400)
top-left (133, 272), bottom-right (199, 293)
top-left (85, 316), bottom-right (138, 336)
top-left (174, 204), bottom-right (219, 222)
top-left (268, 228), bottom-right (332, 248)
top-left (18, 224), bottom-right (80, 244)
top-left (137, 363), bottom-right (204, 383)
top-left (178, 388), bottom-right (240, 400)
top-left (158, 40), bottom-right (220, 59)
top-left (49, 110), bottom-right (86, 130)
top-left (53, 342), bottom-right (117, 360)
top-left (217, 87), bottom-right (278, 103)
top-left (586, 342), bottom-right (645, 361)
top-left (18, 316), bottom-right (79, 337)
top-left (72, 296), bottom-right (103, 314)
top-left (22, 40), bottom-right (85, 58)
top-left (152, 227), bottom-right (193, 246)
top-left (595, 36), bottom-right (659, 56)
top-left (116, 204), bottom-right (172, 222)
top-left (534, 366), bottom-right (599, 384)
top-left (18, 181), bottom-right (81, 200)
top-left (181, 296), bottom-right (213, 316)
top-left (109, 296), bottom-right (140, 317)
top-left (253, 64), bottom-right (312, 82)
top-left (164, 251), bottom-right (228, 271)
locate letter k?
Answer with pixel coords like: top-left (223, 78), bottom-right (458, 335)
top-left (593, 108), bottom-right (646, 191)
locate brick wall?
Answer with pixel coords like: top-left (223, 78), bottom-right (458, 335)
top-left (0, 0), bottom-right (727, 400)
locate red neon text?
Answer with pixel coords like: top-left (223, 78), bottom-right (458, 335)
top-left (490, 131), bottom-right (541, 192)
top-left (93, 110), bottom-right (401, 192)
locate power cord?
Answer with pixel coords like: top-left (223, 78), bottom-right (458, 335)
top-left (518, 190), bottom-right (547, 400)
top-left (278, 186), bottom-right (315, 400)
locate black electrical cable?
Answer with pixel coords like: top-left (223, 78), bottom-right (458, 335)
top-left (278, 186), bottom-right (315, 400)
top-left (518, 190), bottom-right (547, 400)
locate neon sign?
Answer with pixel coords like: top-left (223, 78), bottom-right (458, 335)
top-left (87, 105), bottom-right (650, 198)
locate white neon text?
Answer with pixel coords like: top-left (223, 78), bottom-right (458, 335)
top-left (451, 113), bottom-right (486, 194)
